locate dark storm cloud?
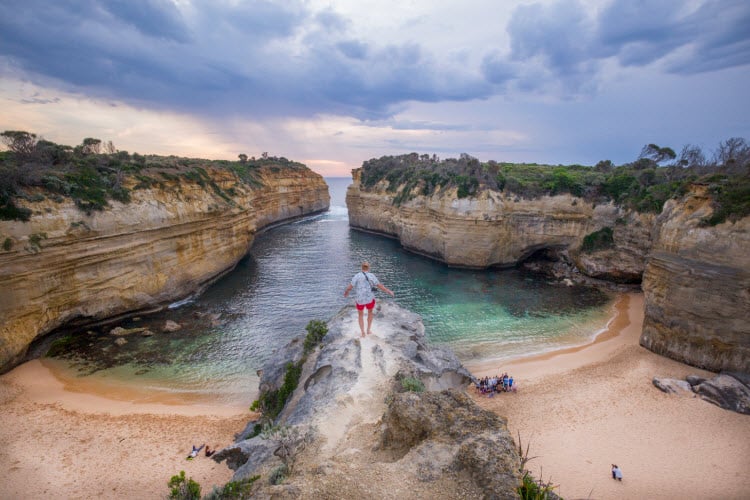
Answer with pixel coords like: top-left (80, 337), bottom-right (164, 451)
top-left (0, 0), bottom-right (489, 119)
top-left (1, 0), bottom-right (747, 121)
top-left (502, 0), bottom-right (750, 88)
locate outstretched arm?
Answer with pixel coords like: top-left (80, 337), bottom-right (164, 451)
top-left (344, 284), bottom-right (353, 297)
top-left (377, 283), bottom-right (394, 296)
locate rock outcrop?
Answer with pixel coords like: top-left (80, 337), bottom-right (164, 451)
top-left (214, 302), bottom-right (521, 498)
top-left (653, 372), bottom-right (750, 415)
top-left (0, 165), bottom-right (329, 373)
top-left (640, 185), bottom-right (750, 373)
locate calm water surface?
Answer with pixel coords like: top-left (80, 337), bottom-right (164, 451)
top-left (50, 177), bottom-right (613, 404)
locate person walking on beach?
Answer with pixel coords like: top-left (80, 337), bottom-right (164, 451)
top-left (344, 261), bottom-right (394, 337)
top-left (612, 464), bottom-right (623, 481)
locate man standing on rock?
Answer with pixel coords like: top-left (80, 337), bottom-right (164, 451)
top-left (344, 261), bottom-right (394, 337)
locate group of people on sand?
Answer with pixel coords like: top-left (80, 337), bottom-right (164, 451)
top-left (475, 373), bottom-right (515, 395)
top-left (186, 444), bottom-right (215, 460)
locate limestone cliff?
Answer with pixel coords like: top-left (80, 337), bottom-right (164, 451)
top-left (0, 165), bottom-right (329, 373)
top-left (641, 185), bottom-right (750, 373)
top-left (346, 168), bottom-right (652, 279)
top-left (346, 170), bottom-right (749, 374)
top-left (215, 302), bottom-right (521, 498)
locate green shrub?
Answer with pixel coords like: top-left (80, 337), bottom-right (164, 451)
top-left (167, 470), bottom-right (201, 500)
top-left (28, 232), bottom-right (47, 252)
top-left (705, 175), bottom-right (750, 225)
top-left (0, 199), bottom-right (31, 221)
top-left (257, 361), bottom-right (302, 421)
top-left (303, 320), bottom-right (328, 354)
top-left (518, 471), bottom-right (559, 500)
top-left (400, 376), bottom-right (425, 393)
top-left (2, 237), bottom-right (12, 251)
top-left (581, 227), bottom-right (614, 253)
top-left (205, 475), bottom-right (260, 499)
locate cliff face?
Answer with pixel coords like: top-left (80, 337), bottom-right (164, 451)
top-left (641, 185), bottom-right (750, 373)
top-left (346, 168), bottom-right (652, 279)
top-left (0, 166), bottom-right (329, 373)
top-left (347, 171), bottom-right (749, 373)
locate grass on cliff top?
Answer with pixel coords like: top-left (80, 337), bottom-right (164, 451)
top-left (0, 131), bottom-right (310, 220)
top-left (358, 146), bottom-right (750, 223)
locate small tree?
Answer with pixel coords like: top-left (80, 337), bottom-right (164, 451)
top-left (1, 130), bottom-right (37, 157)
top-left (639, 143), bottom-right (676, 164)
top-left (238, 153), bottom-right (248, 164)
top-left (79, 137), bottom-right (102, 155)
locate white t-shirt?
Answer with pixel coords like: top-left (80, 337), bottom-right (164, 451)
top-left (351, 271), bottom-right (380, 305)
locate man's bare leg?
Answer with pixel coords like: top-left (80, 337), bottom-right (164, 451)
top-left (358, 309), bottom-right (366, 337)
top-left (366, 309), bottom-right (374, 335)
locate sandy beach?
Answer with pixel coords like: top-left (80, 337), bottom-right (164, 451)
top-left (468, 293), bottom-right (750, 500)
top-left (0, 360), bottom-right (253, 499)
top-left (2, 292), bottom-right (748, 499)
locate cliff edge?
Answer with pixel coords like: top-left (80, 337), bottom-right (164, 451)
top-left (214, 302), bottom-right (522, 499)
top-left (346, 164), bottom-right (749, 374)
top-left (0, 164), bottom-right (329, 374)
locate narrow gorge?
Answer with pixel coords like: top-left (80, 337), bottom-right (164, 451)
top-left (0, 163), bottom-right (329, 374)
top-left (346, 162), bottom-right (749, 373)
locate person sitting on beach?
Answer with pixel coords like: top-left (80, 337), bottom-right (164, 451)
top-left (187, 444), bottom-right (205, 460)
top-left (205, 445), bottom-right (215, 457)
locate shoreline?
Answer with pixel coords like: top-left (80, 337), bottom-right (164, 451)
top-left (471, 291), bottom-right (750, 500)
top-left (464, 292), bottom-right (638, 382)
top-left (2, 292), bottom-right (748, 498)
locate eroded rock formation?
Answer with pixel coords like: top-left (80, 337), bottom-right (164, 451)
top-left (214, 302), bottom-right (521, 498)
top-left (641, 185), bottom-right (750, 373)
top-left (346, 171), bottom-right (750, 374)
top-left (346, 168), bottom-right (652, 280)
top-left (0, 165), bottom-right (329, 373)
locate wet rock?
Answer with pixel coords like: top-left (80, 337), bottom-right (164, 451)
top-left (652, 377), bottom-right (693, 395)
top-left (110, 326), bottom-right (147, 336)
top-left (163, 320), bottom-right (182, 332)
top-left (114, 337), bottom-right (128, 346)
top-left (140, 330), bottom-right (155, 337)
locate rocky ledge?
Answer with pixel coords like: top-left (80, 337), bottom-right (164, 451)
top-left (214, 302), bottom-right (522, 499)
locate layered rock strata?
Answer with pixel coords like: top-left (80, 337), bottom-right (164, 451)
top-left (346, 172), bottom-right (750, 374)
top-left (214, 302), bottom-right (521, 498)
top-left (641, 185), bottom-right (750, 373)
top-left (346, 168), bottom-right (652, 280)
top-left (0, 166), bottom-right (329, 373)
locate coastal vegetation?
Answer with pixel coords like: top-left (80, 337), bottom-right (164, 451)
top-left (250, 319), bottom-right (329, 428)
top-left (167, 470), bottom-right (201, 500)
top-left (580, 227), bottom-right (615, 253)
top-left (0, 130), bottom-right (307, 220)
top-left (358, 138), bottom-right (750, 224)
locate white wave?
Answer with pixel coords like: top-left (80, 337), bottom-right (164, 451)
top-left (168, 297), bottom-right (194, 309)
top-left (327, 205), bottom-right (349, 217)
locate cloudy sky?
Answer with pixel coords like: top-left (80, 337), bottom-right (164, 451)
top-left (1, 0), bottom-right (748, 176)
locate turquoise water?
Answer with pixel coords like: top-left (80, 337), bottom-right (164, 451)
top-left (50, 177), bottom-right (613, 404)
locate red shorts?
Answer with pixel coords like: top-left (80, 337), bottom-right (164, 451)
top-left (356, 299), bottom-right (376, 311)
